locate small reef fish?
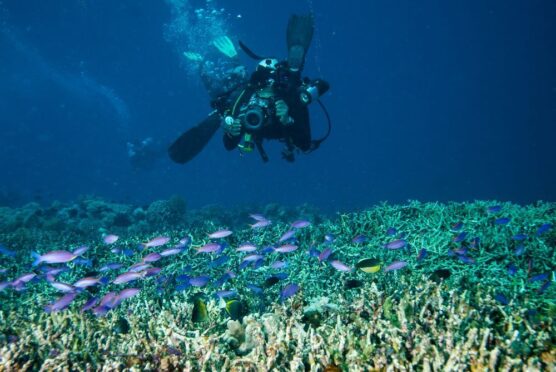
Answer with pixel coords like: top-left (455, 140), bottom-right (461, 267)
top-left (318, 248), bottom-right (333, 262)
top-left (81, 297), bottom-right (99, 312)
top-left (207, 255), bottom-right (229, 268)
top-left (45, 292), bottom-right (77, 313)
top-left (249, 213), bottom-right (267, 221)
top-left (143, 236), bottom-right (170, 248)
top-left (280, 283), bottom-right (300, 302)
top-left (494, 217), bottom-right (511, 225)
top-left (452, 232), bottom-right (467, 243)
top-left (113, 272), bottom-right (143, 284)
top-left (189, 275), bottom-right (210, 287)
top-left (386, 227), bottom-right (398, 236)
top-left (32, 250), bottom-right (77, 266)
top-left (384, 261), bottom-right (408, 272)
top-left (72, 245), bottom-right (89, 256)
top-left (191, 296), bottom-right (208, 323)
top-left (275, 244), bottom-right (298, 253)
top-left (160, 247), bottom-right (183, 257)
top-left (242, 254), bottom-right (264, 263)
top-left (144, 267), bottom-right (162, 277)
top-left (73, 276), bottom-right (106, 288)
top-left (487, 205), bottom-right (502, 213)
top-left (117, 288), bottom-right (140, 301)
top-left (291, 220), bottom-right (311, 229)
top-left (250, 219), bottom-right (272, 229)
top-left (457, 255), bottom-right (475, 265)
top-left (352, 235), bottom-right (368, 244)
top-left (236, 243), bottom-right (258, 252)
top-left (197, 243), bottom-right (222, 254)
top-left (330, 260), bottom-right (351, 272)
top-left (246, 283), bottom-right (263, 294)
top-left (271, 260), bottom-right (288, 269)
top-left (0, 244), bottom-right (16, 257)
top-left (384, 239), bottom-right (407, 250)
top-left (208, 230), bottom-right (232, 239)
top-left (278, 230), bottom-right (296, 243)
top-left (215, 290), bottom-right (237, 299)
top-left (494, 293), bottom-right (509, 305)
top-left (103, 234), bottom-right (119, 244)
top-left (50, 282), bottom-right (75, 293)
top-left (512, 234), bottom-right (528, 241)
top-left (128, 263), bottom-right (151, 272)
top-left (450, 222), bottom-right (463, 232)
top-left (514, 245), bottom-right (525, 256)
top-left (142, 252), bottom-right (162, 263)
top-left (260, 246), bottom-right (275, 255)
top-left (324, 234), bottom-right (336, 243)
top-left (529, 273), bottom-right (549, 283)
top-left (536, 223), bottom-right (552, 236)
top-left (507, 263), bottom-right (518, 276)
top-left (73, 258), bottom-right (93, 267)
top-left (417, 248), bottom-right (428, 262)
top-left (356, 258), bottom-right (381, 273)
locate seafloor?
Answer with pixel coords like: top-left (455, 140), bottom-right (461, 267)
top-left (0, 197), bottom-right (554, 371)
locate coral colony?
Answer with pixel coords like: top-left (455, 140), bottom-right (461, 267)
top-left (0, 197), bottom-right (554, 369)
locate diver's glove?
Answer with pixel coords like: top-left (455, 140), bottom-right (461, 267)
top-left (275, 100), bottom-right (293, 126)
top-left (213, 36), bottom-right (238, 58)
top-left (222, 116), bottom-right (241, 137)
top-left (183, 51), bottom-right (203, 62)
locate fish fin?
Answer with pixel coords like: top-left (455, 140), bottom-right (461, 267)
top-left (31, 251), bottom-right (42, 267)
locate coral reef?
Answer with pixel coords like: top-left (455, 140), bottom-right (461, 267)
top-left (0, 199), bottom-right (554, 370)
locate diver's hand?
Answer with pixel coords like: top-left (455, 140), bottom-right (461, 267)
top-left (275, 100), bottom-right (292, 126)
top-left (223, 116), bottom-right (241, 137)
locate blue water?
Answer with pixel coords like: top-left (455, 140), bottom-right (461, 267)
top-left (1, 0), bottom-right (555, 210)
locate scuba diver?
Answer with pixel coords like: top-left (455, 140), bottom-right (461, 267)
top-left (168, 14), bottom-right (331, 165)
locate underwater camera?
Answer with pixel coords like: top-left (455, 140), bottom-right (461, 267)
top-left (299, 79), bottom-right (330, 105)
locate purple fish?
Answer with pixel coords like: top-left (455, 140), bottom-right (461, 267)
top-left (0, 281), bottom-right (10, 291)
top-left (143, 236), bottom-right (170, 248)
top-left (12, 273), bottom-right (36, 287)
top-left (72, 245), bottom-right (89, 256)
top-left (113, 272), bottom-right (142, 284)
top-left (236, 243), bottom-right (258, 252)
top-left (279, 230), bottom-right (296, 243)
top-left (494, 217), bottom-right (511, 225)
top-left (330, 260), bottom-right (351, 272)
top-left (242, 254), bottom-right (264, 263)
top-left (250, 213), bottom-right (267, 221)
top-left (318, 248), bottom-right (333, 262)
top-left (529, 273), bottom-right (549, 283)
top-left (452, 232), bottom-right (467, 243)
top-left (45, 292), bottom-right (77, 313)
top-left (384, 239), bottom-right (407, 250)
top-left (189, 275), bottom-right (210, 287)
top-left (81, 296), bottom-right (99, 312)
top-left (129, 263), bottom-right (151, 272)
top-left (536, 223), bottom-right (552, 236)
top-left (208, 230), bottom-right (232, 239)
top-left (487, 205), bottom-right (502, 213)
top-left (197, 243), bottom-right (222, 254)
top-left (50, 282), bottom-right (75, 293)
top-left (251, 219), bottom-right (272, 229)
top-left (160, 247), bottom-right (184, 257)
top-left (452, 247), bottom-right (468, 256)
top-left (99, 292), bottom-right (118, 308)
top-left (142, 252), bottom-right (162, 263)
top-left (384, 261), bottom-right (408, 272)
top-left (118, 288), bottom-right (140, 301)
top-left (144, 267), bottom-right (162, 277)
top-left (352, 235), bottom-right (367, 244)
top-left (280, 283), bottom-right (300, 302)
top-left (417, 248), bottom-right (428, 261)
top-left (291, 220), bottom-right (311, 229)
top-left (275, 244), bottom-right (298, 253)
top-left (73, 276), bottom-right (104, 288)
top-left (450, 222), bottom-right (463, 232)
top-left (271, 260), bottom-right (288, 269)
top-left (32, 250), bottom-right (77, 266)
top-left (386, 227), bottom-right (397, 236)
top-left (103, 234), bottom-right (119, 244)
top-left (215, 290), bottom-right (237, 298)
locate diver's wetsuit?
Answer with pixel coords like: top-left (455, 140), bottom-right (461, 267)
top-left (221, 86), bottom-right (312, 153)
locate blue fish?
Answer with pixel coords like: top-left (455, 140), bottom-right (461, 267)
top-left (122, 249), bottom-right (134, 257)
top-left (536, 223), bottom-right (552, 236)
top-left (494, 293), bottom-right (509, 305)
top-left (72, 258), bottom-right (92, 267)
top-left (386, 227), bottom-right (397, 236)
top-left (538, 280), bottom-right (551, 294)
top-left (452, 232), bottom-right (467, 243)
top-left (352, 235), bottom-right (368, 244)
top-left (529, 273), bottom-right (549, 283)
top-left (176, 274), bottom-right (190, 282)
top-left (273, 272), bottom-right (289, 280)
top-left (307, 247), bottom-right (320, 257)
top-left (238, 260), bottom-right (251, 270)
top-left (512, 234), bottom-right (528, 241)
top-left (514, 245), bottom-right (525, 256)
top-left (207, 255), bottom-right (229, 268)
top-left (175, 283), bottom-right (191, 291)
top-left (214, 272), bottom-right (233, 287)
top-left (494, 217), bottom-right (511, 225)
top-left (0, 244), bottom-right (16, 257)
top-left (507, 263), bottom-right (517, 276)
top-left (417, 248), bottom-right (428, 262)
top-left (252, 258), bottom-right (265, 270)
top-left (215, 290), bottom-right (237, 299)
top-left (470, 237), bottom-right (480, 248)
top-left (246, 283), bottom-right (263, 294)
top-left (324, 234), bottom-right (336, 244)
top-left (260, 246), bottom-right (275, 255)
top-left (487, 205), bottom-right (502, 213)
top-left (280, 283), bottom-right (300, 302)
top-left (99, 263), bottom-right (123, 272)
top-left (318, 248), bottom-right (333, 262)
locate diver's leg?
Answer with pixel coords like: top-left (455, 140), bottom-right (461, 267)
top-left (286, 14), bottom-right (315, 72)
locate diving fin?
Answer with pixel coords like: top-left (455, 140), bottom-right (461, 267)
top-left (168, 112), bottom-right (221, 164)
top-left (286, 14), bottom-right (314, 72)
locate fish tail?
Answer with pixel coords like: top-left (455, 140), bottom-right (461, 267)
top-left (31, 251), bottom-right (42, 267)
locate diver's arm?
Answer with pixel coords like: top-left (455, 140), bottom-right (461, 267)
top-left (286, 101), bottom-right (312, 152)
